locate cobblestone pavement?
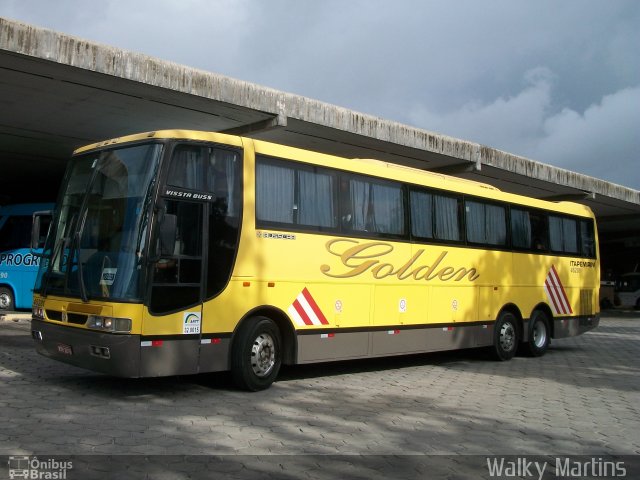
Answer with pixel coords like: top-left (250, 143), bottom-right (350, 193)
top-left (0, 312), bottom-right (638, 478)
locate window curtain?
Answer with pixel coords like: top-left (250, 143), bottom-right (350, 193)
top-left (168, 147), bottom-right (204, 190)
top-left (486, 204), bottom-right (506, 245)
top-left (349, 179), bottom-right (370, 231)
top-left (371, 183), bottom-right (404, 234)
top-left (410, 191), bottom-right (433, 238)
top-left (562, 218), bottom-right (578, 253)
top-left (435, 195), bottom-right (460, 241)
top-left (549, 216), bottom-right (563, 251)
top-left (298, 171), bottom-right (335, 227)
top-left (256, 163), bottom-right (294, 223)
top-left (210, 149), bottom-right (240, 217)
top-left (511, 209), bottom-right (531, 248)
top-left (465, 201), bottom-right (485, 243)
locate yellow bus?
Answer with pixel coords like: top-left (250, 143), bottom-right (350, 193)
top-left (31, 130), bottom-right (599, 390)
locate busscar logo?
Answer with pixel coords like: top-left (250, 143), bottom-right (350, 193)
top-left (8, 456), bottom-right (73, 479)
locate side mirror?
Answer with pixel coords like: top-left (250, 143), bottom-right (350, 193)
top-left (158, 213), bottom-right (177, 256)
top-left (31, 210), bottom-right (53, 254)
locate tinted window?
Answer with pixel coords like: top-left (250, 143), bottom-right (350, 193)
top-left (167, 145), bottom-right (206, 190)
top-left (256, 157), bottom-right (337, 230)
top-left (510, 208), bottom-right (532, 249)
top-left (466, 200), bottom-right (507, 246)
top-left (550, 215), bottom-right (578, 254)
top-left (434, 194), bottom-right (461, 241)
top-left (410, 190), bottom-right (433, 239)
top-left (580, 220), bottom-right (596, 258)
top-left (341, 176), bottom-right (405, 236)
top-left (530, 211), bottom-right (548, 251)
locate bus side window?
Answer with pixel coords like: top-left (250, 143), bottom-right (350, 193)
top-left (580, 220), bottom-right (596, 258)
top-left (530, 211), bottom-right (548, 251)
top-left (510, 208), bottom-right (532, 249)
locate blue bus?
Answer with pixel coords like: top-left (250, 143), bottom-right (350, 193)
top-left (0, 203), bottom-right (53, 311)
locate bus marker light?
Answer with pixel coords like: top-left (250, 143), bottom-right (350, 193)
top-left (243, 282), bottom-right (251, 287)
top-left (152, 340), bottom-right (163, 347)
top-left (443, 326), bottom-right (454, 331)
top-left (387, 330), bottom-right (400, 335)
top-left (268, 282), bottom-right (275, 287)
top-left (320, 333), bottom-right (335, 339)
top-left (213, 338), bottom-right (221, 344)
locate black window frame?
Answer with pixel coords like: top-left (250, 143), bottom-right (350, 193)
top-left (252, 154), bottom-right (598, 259)
top-left (256, 155), bottom-right (340, 234)
top-left (464, 198), bottom-right (508, 247)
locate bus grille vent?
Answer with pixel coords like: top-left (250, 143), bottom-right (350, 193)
top-left (46, 310), bottom-right (62, 321)
top-left (67, 313), bottom-right (88, 325)
top-left (580, 290), bottom-right (594, 315)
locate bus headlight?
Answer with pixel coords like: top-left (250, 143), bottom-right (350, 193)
top-left (86, 316), bottom-right (132, 333)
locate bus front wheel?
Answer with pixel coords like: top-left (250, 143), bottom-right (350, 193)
top-left (231, 316), bottom-right (282, 391)
top-left (0, 287), bottom-right (14, 311)
top-left (492, 312), bottom-right (519, 361)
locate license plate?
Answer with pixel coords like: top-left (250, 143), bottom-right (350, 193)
top-left (57, 343), bottom-right (73, 355)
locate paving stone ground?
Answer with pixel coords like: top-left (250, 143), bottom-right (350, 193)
top-left (0, 311), bottom-right (638, 478)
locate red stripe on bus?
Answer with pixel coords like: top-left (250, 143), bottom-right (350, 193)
top-left (547, 269), bottom-right (568, 314)
top-left (301, 288), bottom-right (329, 325)
top-left (545, 278), bottom-right (564, 314)
top-left (551, 265), bottom-right (573, 314)
top-left (292, 298), bottom-right (314, 325)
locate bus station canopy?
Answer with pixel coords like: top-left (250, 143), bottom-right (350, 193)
top-left (1, 17), bottom-right (639, 240)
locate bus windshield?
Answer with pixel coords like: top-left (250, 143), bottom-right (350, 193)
top-left (36, 143), bottom-right (162, 302)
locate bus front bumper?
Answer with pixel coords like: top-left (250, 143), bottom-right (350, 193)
top-left (31, 318), bottom-right (141, 377)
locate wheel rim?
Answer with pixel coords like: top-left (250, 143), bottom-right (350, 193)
top-left (250, 332), bottom-right (276, 377)
top-left (532, 319), bottom-right (548, 348)
top-left (499, 322), bottom-right (516, 352)
top-left (0, 292), bottom-right (11, 309)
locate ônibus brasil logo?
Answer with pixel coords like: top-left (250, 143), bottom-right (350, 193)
top-left (8, 456), bottom-right (73, 479)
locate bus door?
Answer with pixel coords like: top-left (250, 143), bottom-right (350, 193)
top-left (141, 143), bottom-right (242, 377)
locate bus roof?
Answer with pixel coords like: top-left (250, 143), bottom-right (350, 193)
top-left (74, 129), bottom-right (596, 219)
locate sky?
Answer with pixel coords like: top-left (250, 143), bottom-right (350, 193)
top-left (1, 0), bottom-right (639, 189)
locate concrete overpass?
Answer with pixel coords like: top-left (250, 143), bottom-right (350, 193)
top-left (1, 17), bottom-right (639, 275)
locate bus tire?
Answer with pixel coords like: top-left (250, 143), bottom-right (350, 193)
top-left (492, 311), bottom-right (518, 361)
top-left (523, 310), bottom-right (550, 357)
top-left (231, 316), bottom-right (282, 391)
top-left (0, 287), bottom-right (15, 311)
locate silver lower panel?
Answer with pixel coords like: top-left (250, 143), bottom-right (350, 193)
top-left (297, 323), bottom-right (494, 364)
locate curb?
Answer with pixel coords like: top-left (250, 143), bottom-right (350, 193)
top-left (0, 313), bottom-right (31, 323)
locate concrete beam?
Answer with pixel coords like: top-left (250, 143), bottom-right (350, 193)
top-left (1, 17), bottom-right (639, 209)
top-left (222, 113), bottom-right (287, 136)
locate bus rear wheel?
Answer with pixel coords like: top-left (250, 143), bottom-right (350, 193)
top-left (0, 287), bottom-right (14, 311)
top-left (231, 316), bottom-right (282, 391)
top-left (492, 311), bottom-right (519, 361)
top-left (523, 310), bottom-right (550, 357)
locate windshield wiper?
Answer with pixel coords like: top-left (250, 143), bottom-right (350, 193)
top-left (40, 235), bottom-right (65, 298)
top-left (74, 231), bottom-right (89, 303)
